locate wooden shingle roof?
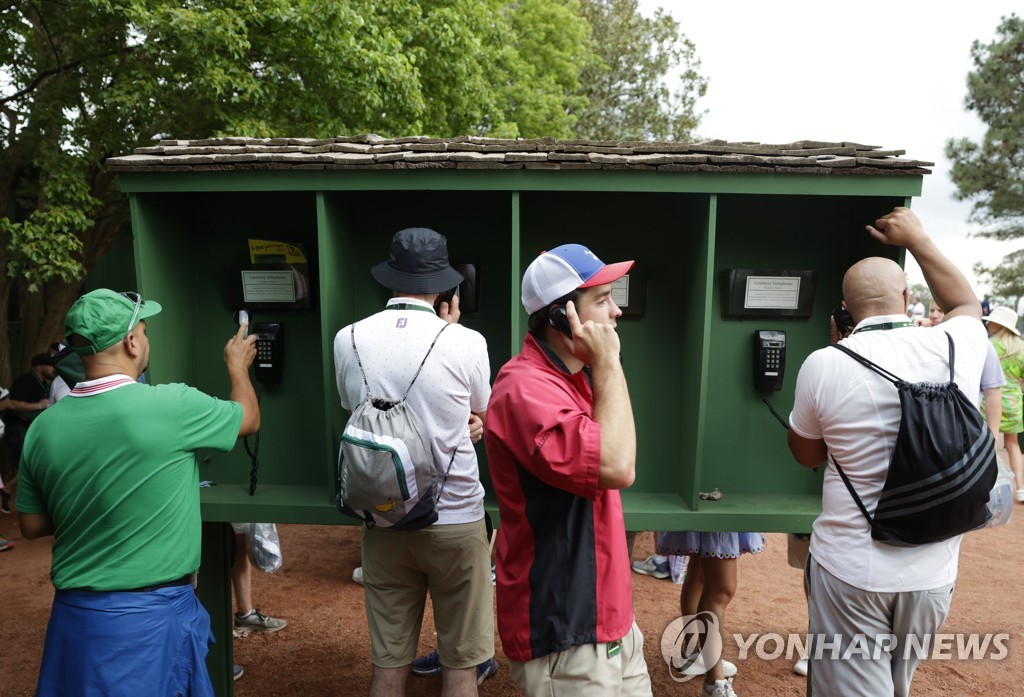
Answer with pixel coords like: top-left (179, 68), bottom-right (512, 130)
top-left (106, 135), bottom-right (933, 175)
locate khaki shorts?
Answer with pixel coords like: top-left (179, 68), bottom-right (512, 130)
top-left (361, 519), bottom-right (494, 669)
top-left (509, 621), bottom-right (652, 697)
top-left (787, 533), bottom-right (811, 570)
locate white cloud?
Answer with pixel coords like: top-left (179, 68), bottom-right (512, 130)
top-left (641, 0), bottom-right (1021, 297)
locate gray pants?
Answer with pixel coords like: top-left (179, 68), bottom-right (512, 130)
top-left (806, 555), bottom-right (954, 697)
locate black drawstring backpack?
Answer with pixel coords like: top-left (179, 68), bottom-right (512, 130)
top-left (829, 332), bottom-right (997, 547)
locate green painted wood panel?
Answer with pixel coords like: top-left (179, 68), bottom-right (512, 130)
top-left (119, 169), bottom-right (923, 198)
top-left (697, 194), bottom-right (905, 510)
top-left (130, 190), bottom-right (333, 506)
top-left (122, 171), bottom-right (924, 533)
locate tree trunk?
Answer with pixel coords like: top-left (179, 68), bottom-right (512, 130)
top-left (16, 279), bottom-right (85, 371)
top-left (19, 288), bottom-right (45, 369)
top-left (14, 206), bottom-right (128, 370)
top-left (0, 278), bottom-right (13, 387)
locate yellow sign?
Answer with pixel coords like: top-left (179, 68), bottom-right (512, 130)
top-left (248, 239), bottom-right (307, 264)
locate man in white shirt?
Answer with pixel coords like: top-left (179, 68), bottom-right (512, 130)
top-left (333, 227), bottom-right (493, 697)
top-left (787, 208), bottom-right (988, 697)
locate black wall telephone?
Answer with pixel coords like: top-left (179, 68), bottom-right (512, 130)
top-left (754, 329), bottom-right (786, 392)
top-left (549, 305), bottom-right (572, 338)
top-left (236, 310), bottom-right (284, 383)
top-left (252, 322), bottom-right (283, 382)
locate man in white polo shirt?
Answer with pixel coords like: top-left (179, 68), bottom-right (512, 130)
top-left (333, 227), bottom-right (493, 697)
top-left (787, 208), bottom-right (988, 697)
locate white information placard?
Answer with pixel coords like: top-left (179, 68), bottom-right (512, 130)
top-left (611, 274), bottom-right (630, 307)
top-left (241, 270), bottom-right (296, 303)
top-left (744, 276), bottom-right (801, 310)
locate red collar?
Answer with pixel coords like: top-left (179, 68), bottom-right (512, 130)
top-left (69, 374), bottom-right (137, 397)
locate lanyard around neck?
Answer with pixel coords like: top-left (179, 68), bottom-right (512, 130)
top-left (386, 303), bottom-right (435, 314)
top-left (853, 320), bottom-right (914, 334)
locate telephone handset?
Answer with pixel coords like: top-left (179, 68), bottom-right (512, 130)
top-left (754, 329), bottom-right (786, 392)
top-left (549, 305), bottom-right (572, 338)
top-left (434, 286), bottom-right (459, 314)
top-left (832, 304), bottom-right (854, 337)
top-left (252, 322), bottom-right (284, 383)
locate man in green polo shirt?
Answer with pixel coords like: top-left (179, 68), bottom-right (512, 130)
top-left (16, 289), bottom-right (259, 697)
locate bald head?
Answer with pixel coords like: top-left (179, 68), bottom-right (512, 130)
top-left (842, 257), bottom-right (908, 322)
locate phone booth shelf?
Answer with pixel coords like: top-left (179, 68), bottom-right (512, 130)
top-left (110, 134), bottom-right (931, 695)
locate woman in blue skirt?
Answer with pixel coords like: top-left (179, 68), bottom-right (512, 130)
top-left (658, 530), bottom-right (765, 697)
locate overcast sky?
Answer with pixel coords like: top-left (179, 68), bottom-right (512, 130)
top-left (641, 0), bottom-right (1020, 298)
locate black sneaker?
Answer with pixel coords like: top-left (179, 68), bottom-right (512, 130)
top-left (411, 650), bottom-right (497, 684)
top-left (0, 491), bottom-right (11, 514)
top-left (411, 650), bottom-right (442, 677)
top-left (477, 658), bottom-right (498, 684)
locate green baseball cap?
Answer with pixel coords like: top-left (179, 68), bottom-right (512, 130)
top-left (64, 289), bottom-right (163, 355)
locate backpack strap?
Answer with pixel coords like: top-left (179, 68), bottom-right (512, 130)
top-left (832, 333), bottom-right (957, 384)
top-left (402, 323), bottom-right (452, 399)
top-left (829, 342), bottom-right (904, 384)
top-left (349, 323), bottom-right (372, 402)
top-left (406, 323), bottom-right (456, 503)
top-left (944, 331), bottom-right (955, 382)
top-left (435, 450), bottom-right (458, 504)
top-left (349, 322), bottom-right (451, 400)
top-left (829, 452), bottom-right (874, 529)
top-left (827, 342), bottom-right (895, 532)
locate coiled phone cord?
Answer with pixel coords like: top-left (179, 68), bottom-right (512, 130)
top-left (244, 383), bottom-right (264, 495)
top-left (763, 398), bottom-right (820, 472)
top-left (762, 398), bottom-right (789, 430)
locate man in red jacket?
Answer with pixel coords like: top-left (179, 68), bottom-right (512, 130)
top-left (485, 244), bottom-right (651, 695)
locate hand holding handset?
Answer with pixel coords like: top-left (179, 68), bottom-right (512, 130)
top-left (555, 301), bottom-right (621, 366)
top-left (226, 310), bottom-right (257, 374)
top-left (435, 286), bottom-right (460, 323)
top-left (236, 310), bottom-right (250, 337)
top-left (233, 309), bottom-right (283, 382)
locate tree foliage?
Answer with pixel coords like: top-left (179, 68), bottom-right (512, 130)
top-left (973, 251), bottom-right (1024, 300)
top-left (0, 0), bottom-right (704, 383)
top-left (575, 0), bottom-right (707, 141)
top-left (947, 14), bottom-right (1024, 296)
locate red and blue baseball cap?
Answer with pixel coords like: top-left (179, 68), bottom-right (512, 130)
top-left (521, 244), bottom-right (634, 314)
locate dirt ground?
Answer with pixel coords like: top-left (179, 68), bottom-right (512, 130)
top-left (1, 507), bottom-right (1021, 697)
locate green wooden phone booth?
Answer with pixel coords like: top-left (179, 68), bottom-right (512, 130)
top-left (109, 135), bottom-right (931, 694)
